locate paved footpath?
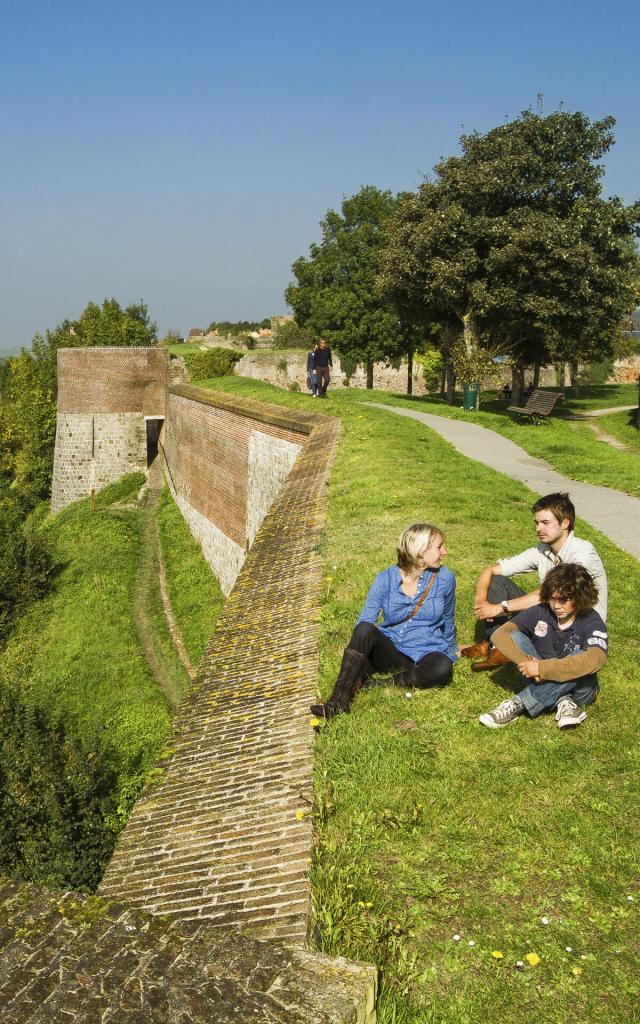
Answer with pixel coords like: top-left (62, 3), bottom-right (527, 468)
top-left (368, 403), bottom-right (640, 562)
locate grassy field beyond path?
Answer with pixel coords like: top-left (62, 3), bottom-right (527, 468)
top-left (205, 377), bottom-right (640, 1024)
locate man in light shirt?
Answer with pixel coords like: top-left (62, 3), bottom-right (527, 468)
top-left (460, 492), bottom-right (607, 671)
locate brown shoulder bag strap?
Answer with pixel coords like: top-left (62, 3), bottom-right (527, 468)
top-left (403, 572), bottom-right (437, 623)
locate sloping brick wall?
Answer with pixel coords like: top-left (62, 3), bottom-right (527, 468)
top-left (100, 391), bottom-right (342, 946)
top-left (162, 385), bottom-right (305, 593)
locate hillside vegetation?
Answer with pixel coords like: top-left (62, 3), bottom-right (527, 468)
top-left (0, 475), bottom-right (223, 891)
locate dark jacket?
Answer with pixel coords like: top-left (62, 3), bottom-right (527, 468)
top-left (312, 346), bottom-right (332, 369)
top-left (493, 604), bottom-right (608, 682)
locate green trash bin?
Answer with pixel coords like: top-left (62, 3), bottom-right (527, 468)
top-left (463, 382), bottom-right (480, 411)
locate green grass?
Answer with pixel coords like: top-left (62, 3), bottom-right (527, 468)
top-left (343, 387), bottom-right (640, 497)
top-left (156, 487), bottom-right (226, 664)
top-left (2, 475), bottom-right (173, 825)
top-left (556, 383), bottom-right (638, 413)
top-left (596, 409), bottom-right (640, 452)
top-left (204, 376), bottom-right (640, 1024)
top-left (0, 473), bottom-right (226, 888)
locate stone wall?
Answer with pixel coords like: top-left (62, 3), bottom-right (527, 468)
top-left (51, 347), bottom-right (169, 513)
top-left (235, 349), bottom-right (430, 394)
top-left (234, 350), bottom-right (565, 394)
top-left (52, 412), bottom-right (147, 511)
top-left (162, 385), bottom-right (305, 594)
top-left (611, 356), bottom-right (640, 384)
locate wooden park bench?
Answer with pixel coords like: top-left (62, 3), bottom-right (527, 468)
top-left (508, 389), bottom-right (561, 424)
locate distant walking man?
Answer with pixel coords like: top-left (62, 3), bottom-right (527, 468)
top-left (312, 338), bottom-right (333, 398)
top-left (460, 492), bottom-right (607, 671)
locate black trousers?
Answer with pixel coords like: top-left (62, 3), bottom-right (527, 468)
top-left (316, 367), bottom-right (330, 396)
top-left (348, 621), bottom-right (453, 688)
top-left (484, 576), bottom-right (526, 636)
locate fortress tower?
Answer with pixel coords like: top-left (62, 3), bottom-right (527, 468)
top-left (51, 347), bottom-right (169, 512)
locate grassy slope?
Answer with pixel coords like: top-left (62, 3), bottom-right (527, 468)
top-left (156, 487), bottom-right (226, 664)
top-left (2, 476), bottom-right (224, 838)
top-left (204, 376), bottom-right (640, 1024)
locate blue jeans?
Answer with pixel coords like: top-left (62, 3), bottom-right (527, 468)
top-left (511, 630), bottom-right (599, 718)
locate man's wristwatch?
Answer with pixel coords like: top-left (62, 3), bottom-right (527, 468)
top-left (500, 600), bottom-right (510, 614)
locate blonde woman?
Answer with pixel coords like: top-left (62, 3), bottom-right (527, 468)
top-left (311, 523), bottom-right (457, 719)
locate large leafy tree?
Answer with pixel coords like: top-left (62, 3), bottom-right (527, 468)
top-left (380, 111), bottom-right (640, 400)
top-left (285, 186), bottom-right (406, 387)
top-left (0, 299), bottom-right (157, 503)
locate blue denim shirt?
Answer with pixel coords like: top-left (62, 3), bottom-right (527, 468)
top-left (356, 564), bottom-right (457, 663)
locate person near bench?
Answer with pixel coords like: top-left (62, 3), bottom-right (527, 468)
top-left (479, 562), bottom-right (608, 729)
top-left (460, 492), bottom-right (607, 671)
top-left (310, 522), bottom-right (457, 719)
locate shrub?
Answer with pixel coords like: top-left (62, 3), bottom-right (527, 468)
top-left (272, 319), bottom-right (315, 350)
top-left (183, 348), bottom-right (241, 380)
top-left (0, 490), bottom-right (53, 641)
top-left (0, 680), bottom-right (119, 890)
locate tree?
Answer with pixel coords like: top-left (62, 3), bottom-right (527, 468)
top-left (380, 111), bottom-right (640, 403)
top-left (271, 318), bottom-right (315, 350)
top-left (285, 186), bottom-right (406, 388)
top-left (0, 299), bottom-right (157, 503)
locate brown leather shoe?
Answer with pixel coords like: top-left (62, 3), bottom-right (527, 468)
top-left (460, 640), bottom-right (490, 659)
top-left (471, 648), bottom-right (509, 672)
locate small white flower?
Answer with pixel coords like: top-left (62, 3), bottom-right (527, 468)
top-left (627, 895), bottom-right (634, 902)
top-left (124, 925), bottom-right (137, 932)
top-left (540, 916), bottom-right (550, 925)
top-left (565, 946), bottom-right (573, 953)
top-left (405, 691), bottom-right (413, 699)
top-left (516, 960), bottom-right (524, 969)
top-left (468, 940), bottom-right (476, 947)
top-left (453, 933), bottom-right (461, 942)
top-left (581, 954), bottom-right (588, 960)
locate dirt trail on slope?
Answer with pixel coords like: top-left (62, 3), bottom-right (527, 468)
top-left (133, 477), bottom-right (196, 707)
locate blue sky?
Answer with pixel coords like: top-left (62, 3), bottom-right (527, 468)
top-left (1, 0), bottom-right (638, 351)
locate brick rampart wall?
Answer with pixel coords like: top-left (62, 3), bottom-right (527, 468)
top-left (51, 347), bottom-right (168, 513)
top-left (100, 395), bottom-right (343, 945)
top-left (57, 346), bottom-right (168, 415)
top-left (163, 385), bottom-right (305, 594)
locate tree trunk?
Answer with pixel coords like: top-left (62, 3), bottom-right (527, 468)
top-left (446, 358), bottom-right (456, 404)
top-left (511, 364), bottom-right (524, 407)
top-left (556, 362), bottom-right (566, 397)
top-left (439, 360), bottom-right (446, 398)
top-left (570, 360), bottom-right (580, 397)
top-left (532, 362), bottom-right (541, 389)
top-left (407, 346), bottom-right (413, 396)
top-left (366, 358), bottom-right (373, 389)
top-left (462, 312), bottom-right (478, 361)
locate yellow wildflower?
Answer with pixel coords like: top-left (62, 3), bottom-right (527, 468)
top-left (491, 951), bottom-right (504, 959)
top-left (572, 967), bottom-right (583, 977)
top-left (525, 953), bottom-right (541, 967)
top-left (295, 809), bottom-right (306, 821)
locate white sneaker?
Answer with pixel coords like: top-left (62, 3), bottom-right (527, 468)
top-left (556, 697), bottom-right (587, 729)
top-left (479, 695), bottom-right (525, 728)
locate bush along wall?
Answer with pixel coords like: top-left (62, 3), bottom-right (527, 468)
top-left (182, 347), bottom-right (242, 380)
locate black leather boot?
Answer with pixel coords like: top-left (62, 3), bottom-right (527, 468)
top-left (310, 648), bottom-right (366, 719)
